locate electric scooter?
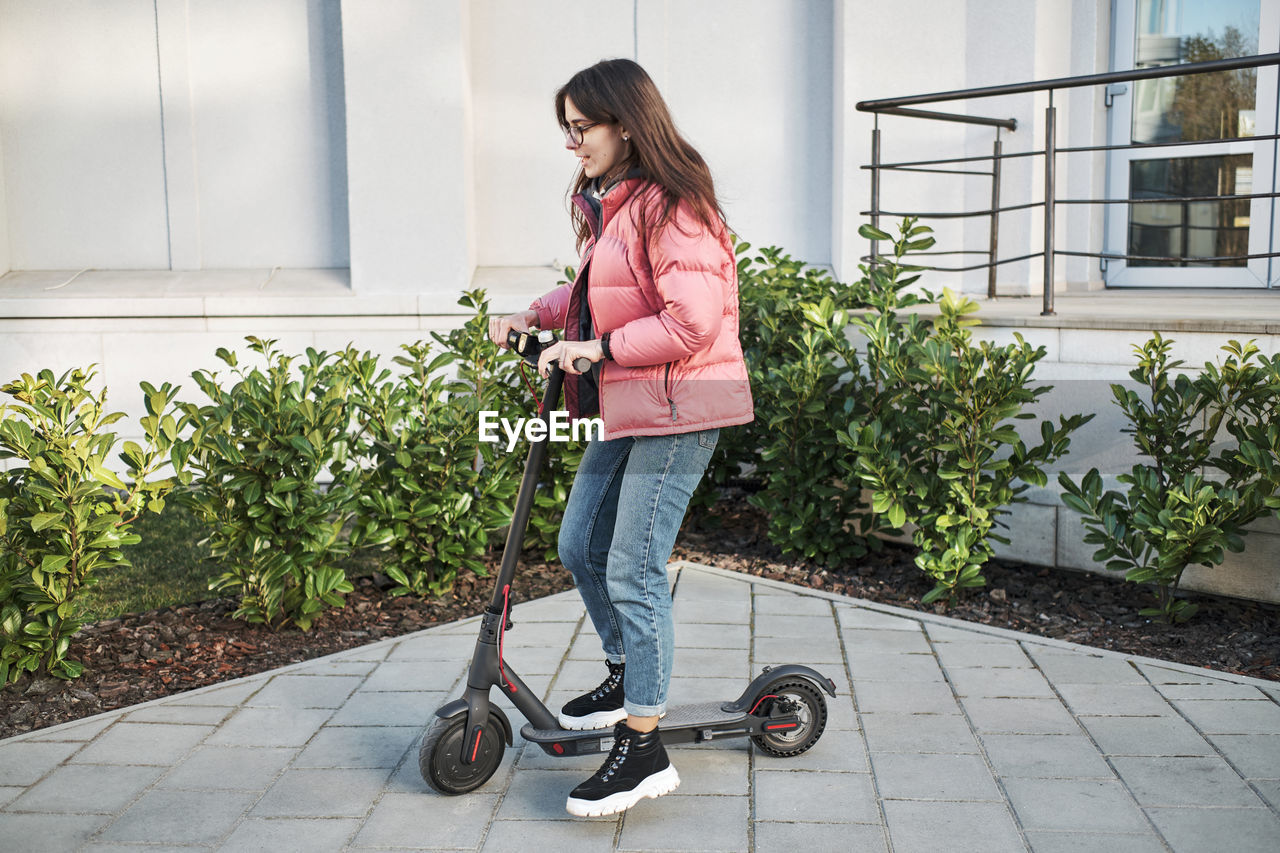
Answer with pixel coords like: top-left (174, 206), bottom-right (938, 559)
top-left (419, 330), bottom-right (837, 795)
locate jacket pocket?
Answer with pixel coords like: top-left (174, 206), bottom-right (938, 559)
top-left (664, 363), bottom-right (676, 423)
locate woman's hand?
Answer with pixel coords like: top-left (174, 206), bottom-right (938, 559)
top-left (488, 309), bottom-right (539, 348)
top-left (537, 339), bottom-right (604, 377)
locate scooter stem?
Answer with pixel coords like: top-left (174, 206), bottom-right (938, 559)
top-left (486, 364), bottom-right (565, 610)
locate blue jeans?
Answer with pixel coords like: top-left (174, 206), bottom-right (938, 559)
top-left (558, 428), bottom-right (719, 717)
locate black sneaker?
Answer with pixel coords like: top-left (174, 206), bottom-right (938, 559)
top-left (565, 721), bottom-right (680, 817)
top-left (558, 660), bottom-right (627, 730)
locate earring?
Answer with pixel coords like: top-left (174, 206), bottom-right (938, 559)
top-left (623, 134), bottom-right (629, 141)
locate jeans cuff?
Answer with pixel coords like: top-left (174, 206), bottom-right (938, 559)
top-left (624, 700), bottom-right (666, 718)
top-left (606, 653), bottom-right (625, 666)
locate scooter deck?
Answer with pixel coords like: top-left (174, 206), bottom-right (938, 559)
top-left (659, 701), bottom-right (747, 729)
top-left (521, 701), bottom-right (757, 756)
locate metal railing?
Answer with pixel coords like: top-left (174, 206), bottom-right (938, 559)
top-left (856, 52), bottom-right (1280, 315)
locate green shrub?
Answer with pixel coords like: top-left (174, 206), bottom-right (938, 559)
top-left (344, 291), bottom-right (519, 596)
top-left (175, 338), bottom-right (356, 630)
top-left (747, 292), bottom-right (874, 564)
top-left (518, 437), bottom-right (585, 561)
top-left (694, 241), bottom-right (875, 563)
top-left (342, 286), bottom-right (587, 595)
top-left (689, 222), bottom-right (1090, 589)
top-left (695, 241), bottom-right (867, 503)
top-left (1059, 335), bottom-right (1280, 622)
top-left (0, 368), bottom-right (184, 682)
top-left (843, 220), bottom-right (1091, 604)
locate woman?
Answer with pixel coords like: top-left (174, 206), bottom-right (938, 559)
top-left (488, 58), bottom-right (752, 817)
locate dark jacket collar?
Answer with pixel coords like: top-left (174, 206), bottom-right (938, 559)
top-left (575, 168), bottom-right (649, 241)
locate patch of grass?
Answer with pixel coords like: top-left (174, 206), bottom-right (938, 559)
top-left (73, 502), bottom-right (398, 621)
top-left (75, 502), bottom-right (216, 621)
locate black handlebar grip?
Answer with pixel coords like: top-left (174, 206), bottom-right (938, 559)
top-left (506, 329), bottom-right (536, 359)
top-left (503, 329), bottom-right (592, 375)
top-left (548, 357), bottom-right (594, 374)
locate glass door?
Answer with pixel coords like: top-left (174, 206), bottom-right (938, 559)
top-left (1105, 0), bottom-right (1279, 287)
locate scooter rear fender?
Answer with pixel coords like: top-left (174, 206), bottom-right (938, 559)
top-left (721, 665), bottom-right (838, 714)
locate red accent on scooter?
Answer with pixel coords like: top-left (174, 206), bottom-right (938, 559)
top-left (764, 722), bottom-right (798, 730)
top-left (749, 694), bottom-right (778, 715)
top-left (471, 728), bottom-right (483, 762)
top-left (498, 585), bottom-right (517, 694)
top-left (552, 743), bottom-right (565, 754)
top-left (518, 362), bottom-right (539, 409)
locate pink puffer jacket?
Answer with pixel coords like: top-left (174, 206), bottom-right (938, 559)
top-left (529, 178), bottom-right (754, 440)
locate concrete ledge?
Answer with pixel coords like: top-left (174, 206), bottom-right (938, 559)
top-left (0, 267), bottom-right (566, 319)
top-left (8, 272), bottom-right (1277, 332)
top-left (915, 289), bottom-right (1280, 335)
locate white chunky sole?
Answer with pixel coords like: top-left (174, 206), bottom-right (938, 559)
top-left (557, 707), bottom-right (628, 730)
top-left (565, 765), bottom-right (681, 817)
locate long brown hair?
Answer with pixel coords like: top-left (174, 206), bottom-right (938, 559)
top-left (555, 59), bottom-right (727, 252)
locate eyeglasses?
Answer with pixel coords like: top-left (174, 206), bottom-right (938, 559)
top-left (563, 121), bottom-right (602, 146)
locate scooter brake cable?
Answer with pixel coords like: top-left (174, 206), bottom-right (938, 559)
top-left (498, 584), bottom-right (517, 694)
top-left (517, 362), bottom-right (540, 410)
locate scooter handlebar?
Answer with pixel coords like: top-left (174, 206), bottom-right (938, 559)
top-left (505, 329), bottom-right (593, 375)
top-left (543, 357), bottom-right (594, 375)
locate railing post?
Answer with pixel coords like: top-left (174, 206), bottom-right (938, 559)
top-left (870, 124), bottom-right (881, 268)
top-left (1042, 93), bottom-right (1056, 316)
top-left (988, 135), bottom-right (1002, 299)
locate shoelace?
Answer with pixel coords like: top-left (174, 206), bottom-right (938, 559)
top-left (591, 668), bottom-right (623, 701)
top-left (598, 731), bottom-right (633, 782)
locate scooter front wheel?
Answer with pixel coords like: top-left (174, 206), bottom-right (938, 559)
top-left (750, 679), bottom-right (828, 757)
top-left (420, 711), bottom-right (507, 794)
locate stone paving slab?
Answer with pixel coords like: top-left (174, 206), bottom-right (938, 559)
top-left (2, 560), bottom-right (1278, 852)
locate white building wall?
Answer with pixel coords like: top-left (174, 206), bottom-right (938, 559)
top-left (179, 0), bottom-right (349, 269)
top-left (1, 0), bottom-right (1118, 289)
top-left (837, 0), bottom-right (969, 282)
top-left (0, 84), bottom-right (8, 277)
top-left (961, 0), bottom-right (1040, 296)
top-left (0, 0), bottom-right (170, 270)
top-left (342, 0), bottom-right (474, 295)
top-left (470, 0), bottom-right (833, 271)
top-left (640, 0), bottom-right (834, 265)
top-left (1062, 0), bottom-right (1112, 291)
top-left (0, 0), bottom-right (347, 272)
top-left (469, 0), bottom-right (635, 269)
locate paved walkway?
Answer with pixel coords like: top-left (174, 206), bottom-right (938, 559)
top-left (2, 562), bottom-right (1278, 852)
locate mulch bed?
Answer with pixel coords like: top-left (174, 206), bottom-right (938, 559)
top-left (3, 492), bottom-right (1277, 740)
top-left (675, 500), bottom-right (1280, 684)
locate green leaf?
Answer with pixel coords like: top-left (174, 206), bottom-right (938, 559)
top-left (89, 459), bottom-right (128, 490)
top-left (40, 555), bottom-right (70, 574)
top-left (30, 512), bottom-right (62, 532)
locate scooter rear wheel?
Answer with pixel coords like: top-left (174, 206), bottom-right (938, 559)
top-left (750, 679), bottom-right (828, 757)
top-left (420, 711), bottom-right (506, 795)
